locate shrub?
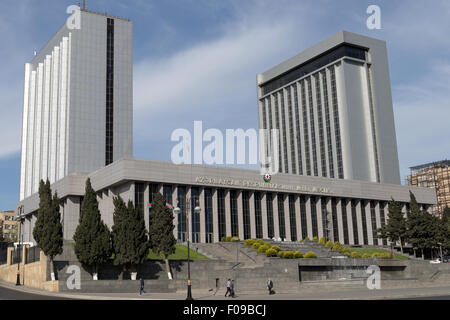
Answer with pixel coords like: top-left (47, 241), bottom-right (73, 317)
top-left (362, 253), bottom-right (372, 258)
top-left (325, 240), bottom-right (334, 248)
top-left (380, 252), bottom-right (392, 259)
top-left (271, 245), bottom-right (281, 253)
top-left (293, 251), bottom-right (303, 259)
top-left (265, 248), bottom-right (278, 257)
top-left (318, 237), bottom-right (326, 245)
top-left (350, 251), bottom-right (362, 259)
top-left (251, 243), bottom-right (261, 250)
top-left (225, 236), bottom-right (233, 242)
top-left (304, 251), bottom-right (317, 259)
top-left (312, 236), bottom-right (318, 241)
top-left (221, 237), bottom-right (227, 242)
top-left (277, 251), bottom-right (285, 258)
top-left (256, 239), bottom-right (265, 245)
top-left (332, 242), bottom-right (343, 252)
top-left (339, 247), bottom-right (351, 255)
top-left (231, 236), bottom-right (240, 242)
top-left (304, 237), bottom-right (310, 241)
top-left (283, 251), bottom-right (294, 259)
top-left (244, 239), bottom-right (255, 246)
top-left (257, 244), bottom-right (271, 254)
top-left (299, 239), bottom-right (304, 243)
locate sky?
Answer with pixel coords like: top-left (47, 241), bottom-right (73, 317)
top-left (0, 0), bottom-right (449, 211)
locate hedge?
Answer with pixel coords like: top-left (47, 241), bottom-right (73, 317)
top-left (244, 239), bottom-right (255, 246)
top-left (265, 248), bottom-right (278, 257)
top-left (351, 251), bottom-right (362, 259)
top-left (318, 237), bottom-right (326, 245)
top-left (257, 244), bottom-right (271, 254)
top-left (304, 251), bottom-right (317, 259)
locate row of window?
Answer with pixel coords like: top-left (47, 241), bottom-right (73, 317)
top-left (260, 65), bottom-right (344, 179)
top-left (135, 183), bottom-right (397, 245)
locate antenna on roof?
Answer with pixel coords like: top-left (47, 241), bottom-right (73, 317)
top-left (82, 0), bottom-right (86, 9)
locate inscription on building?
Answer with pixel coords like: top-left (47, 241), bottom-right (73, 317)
top-left (194, 176), bottom-right (332, 194)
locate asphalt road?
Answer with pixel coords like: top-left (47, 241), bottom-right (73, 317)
top-left (0, 285), bottom-right (73, 300)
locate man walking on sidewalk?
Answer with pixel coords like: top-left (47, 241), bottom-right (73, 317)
top-left (139, 277), bottom-right (146, 296)
top-left (267, 278), bottom-right (274, 295)
top-left (225, 278), bottom-right (232, 297)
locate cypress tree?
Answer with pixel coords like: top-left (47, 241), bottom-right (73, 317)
top-left (73, 178), bottom-right (111, 280)
top-left (378, 198), bottom-right (407, 253)
top-left (148, 193), bottom-right (176, 279)
top-left (111, 196), bottom-right (148, 279)
top-left (33, 179), bottom-right (63, 280)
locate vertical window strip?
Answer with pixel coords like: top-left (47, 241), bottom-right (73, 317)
top-left (300, 196), bottom-right (308, 239)
top-left (105, 18), bottom-right (114, 166)
top-left (341, 199), bottom-right (349, 244)
top-left (287, 87), bottom-right (296, 174)
top-left (301, 81), bottom-right (311, 175)
top-left (254, 192), bottom-right (263, 239)
top-left (266, 193), bottom-right (274, 238)
top-left (351, 200), bottom-right (359, 244)
top-left (280, 91), bottom-right (288, 173)
top-left (308, 78), bottom-right (318, 176)
top-left (311, 196), bottom-right (318, 237)
top-left (315, 74), bottom-right (327, 177)
top-left (230, 190), bottom-right (239, 237)
top-left (242, 191), bottom-right (251, 240)
top-left (367, 66), bottom-right (381, 182)
top-left (205, 189), bottom-right (213, 238)
top-left (330, 66), bottom-right (344, 179)
top-left (293, 84), bottom-right (303, 175)
top-left (322, 71), bottom-right (335, 178)
top-left (274, 93), bottom-right (283, 173)
top-left (361, 201), bottom-right (369, 245)
top-left (331, 198), bottom-right (339, 242)
top-left (370, 201), bottom-right (377, 244)
top-left (218, 190), bottom-right (226, 239)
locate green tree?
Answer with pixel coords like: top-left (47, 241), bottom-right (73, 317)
top-left (111, 196), bottom-right (148, 279)
top-left (73, 178), bottom-right (111, 280)
top-left (378, 198), bottom-right (407, 253)
top-left (148, 193), bottom-right (177, 279)
top-left (33, 179), bottom-right (63, 280)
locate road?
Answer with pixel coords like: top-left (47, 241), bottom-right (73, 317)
top-left (0, 285), bottom-right (73, 300)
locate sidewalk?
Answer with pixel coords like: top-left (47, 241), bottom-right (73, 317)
top-left (1, 280), bottom-right (449, 300)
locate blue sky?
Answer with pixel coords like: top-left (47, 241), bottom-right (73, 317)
top-left (1, 0), bottom-right (449, 211)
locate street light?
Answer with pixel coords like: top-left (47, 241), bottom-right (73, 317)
top-left (173, 197), bottom-right (201, 300)
top-left (15, 206), bottom-right (24, 286)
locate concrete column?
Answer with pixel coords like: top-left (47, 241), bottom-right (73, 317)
top-left (316, 197), bottom-right (324, 239)
top-left (295, 195), bottom-right (302, 241)
top-left (326, 197), bottom-right (332, 241)
top-left (249, 192), bottom-right (256, 239)
top-left (347, 200), bottom-right (354, 245)
top-left (225, 190), bottom-right (231, 237)
top-left (261, 193), bottom-right (268, 239)
top-left (284, 194), bottom-right (291, 241)
top-left (186, 186), bottom-right (192, 243)
top-left (356, 200), bottom-right (364, 246)
top-left (237, 190), bottom-right (244, 240)
top-left (212, 189), bottom-right (219, 243)
top-left (366, 201), bottom-right (374, 245)
top-left (199, 188), bottom-right (206, 243)
top-left (172, 185), bottom-right (178, 240)
top-left (143, 183), bottom-right (150, 232)
top-left (336, 199), bottom-right (345, 244)
top-left (64, 196), bottom-right (81, 241)
top-left (375, 201), bottom-right (382, 246)
top-left (305, 196), bottom-right (313, 239)
top-left (273, 194), bottom-right (280, 239)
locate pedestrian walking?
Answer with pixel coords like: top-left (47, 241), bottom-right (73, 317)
top-left (267, 278), bottom-right (275, 295)
top-left (230, 280), bottom-right (236, 298)
top-left (139, 277), bottom-right (146, 295)
top-left (225, 278), bottom-right (231, 297)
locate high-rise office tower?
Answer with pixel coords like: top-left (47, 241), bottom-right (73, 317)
top-left (19, 8), bottom-right (133, 200)
top-left (257, 31), bottom-right (400, 185)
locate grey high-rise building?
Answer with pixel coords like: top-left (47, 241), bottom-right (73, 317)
top-left (257, 31), bottom-right (400, 185)
top-left (19, 9), bottom-right (133, 200)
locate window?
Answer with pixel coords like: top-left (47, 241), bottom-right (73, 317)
top-left (204, 188), bottom-right (213, 243)
top-left (311, 196), bottom-right (318, 238)
top-left (266, 193), bottom-right (274, 238)
top-left (351, 200), bottom-right (359, 244)
top-left (322, 71), bottom-right (334, 178)
top-left (300, 196), bottom-right (308, 239)
top-left (134, 182), bottom-right (145, 217)
top-left (293, 84), bottom-right (303, 175)
top-left (307, 78), bottom-right (318, 177)
top-left (230, 190), bottom-right (239, 237)
top-left (277, 194), bottom-right (286, 240)
top-left (330, 66), bottom-right (344, 179)
top-left (331, 198), bottom-right (339, 242)
top-left (370, 201), bottom-right (378, 244)
top-left (191, 187), bottom-right (200, 243)
top-left (217, 189), bottom-right (226, 239)
top-left (361, 201), bottom-right (369, 245)
top-left (242, 191), bottom-right (251, 240)
top-left (288, 195), bottom-right (297, 241)
top-left (254, 192), bottom-right (263, 239)
top-left (177, 186), bottom-right (186, 241)
top-left (341, 199), bottom-right (349, 244)
top-left (315, 74), bottom-right (327, 177)
top-left (163, 185), bottom-right (172, 205)
top-left (105, 18), bottom-right (115, 166)
top-left (301, 81), bottom-right (311, 175)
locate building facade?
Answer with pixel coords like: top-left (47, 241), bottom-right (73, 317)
top-left (408, 160), bottom-right (450, 217)
top-left (19, 9), bottom-right (133, 201)
top-left (257, 31), bottom-right (400, 185)
top-left (15, 159), bottom-right (436, 247)
top-left (0, 211), bottom-right (18, 242)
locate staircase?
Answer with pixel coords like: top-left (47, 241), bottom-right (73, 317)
top-left (191, 243), bottom-right (265, 268)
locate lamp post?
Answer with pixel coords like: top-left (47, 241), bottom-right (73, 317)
top-left (15, 206), bottom-right (24, 286)
top-left (173, 197), bottom-right (201, 300)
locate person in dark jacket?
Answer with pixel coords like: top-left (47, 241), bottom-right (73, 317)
top-left (267, 278), bottom-right (274, 295)
top-left (139, 277), bottom-right (146, 295)
top-left (230, 280), bottom-right (236, 298)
